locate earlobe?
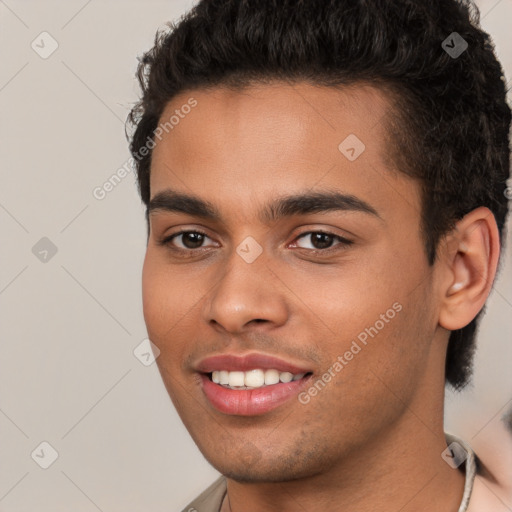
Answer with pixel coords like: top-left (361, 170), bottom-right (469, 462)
top-left (438, 207), bottom-right (500, 331)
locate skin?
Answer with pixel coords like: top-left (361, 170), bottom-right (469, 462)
top-left (142, 82), bottom-right (500, 512)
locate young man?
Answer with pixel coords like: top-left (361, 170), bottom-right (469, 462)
top-left (127, 0), bottom-right (511, 510)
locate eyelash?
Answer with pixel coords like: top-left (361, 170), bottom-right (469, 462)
top-left (158, 229), bottom-right (354, 256)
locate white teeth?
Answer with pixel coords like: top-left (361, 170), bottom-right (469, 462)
top-left (228, 371), bottom-right (245, 387)
top-left (245, 369), bottom-right (265, 387)
top-left (210, 369), bottom-right (308, 389)
top-left (279, 372), bottom-right (293, 383)
top-left (264, 369), bottom-right (280, 385)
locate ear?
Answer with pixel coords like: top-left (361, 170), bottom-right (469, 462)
top-left (438, 207), bottom-right (501, 331)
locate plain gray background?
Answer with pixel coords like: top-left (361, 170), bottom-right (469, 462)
top-left (0, 0), bottom-right (511, 510)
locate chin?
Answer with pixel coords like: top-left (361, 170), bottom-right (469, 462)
top-left (217, 464), bottom-right (310, 484)
top-left (204, 447), bottom-right (329, 484)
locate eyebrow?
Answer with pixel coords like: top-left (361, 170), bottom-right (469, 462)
top-left (147, 188), bottom-right (382, 224)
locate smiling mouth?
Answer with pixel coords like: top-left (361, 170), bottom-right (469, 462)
top-left (206, 369), bottom-right (314, 390)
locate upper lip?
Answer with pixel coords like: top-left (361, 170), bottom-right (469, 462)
top-left (195, 353), bottom-right (313, 374)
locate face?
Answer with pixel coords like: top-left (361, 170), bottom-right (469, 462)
top-left (142, 82), bottom-right (445, 482)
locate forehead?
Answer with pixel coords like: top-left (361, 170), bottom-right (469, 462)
top-left (149, 82), bottom-right (420, 224)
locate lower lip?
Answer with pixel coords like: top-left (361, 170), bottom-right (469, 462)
top-left (200, 373), bottom-right (312, 416)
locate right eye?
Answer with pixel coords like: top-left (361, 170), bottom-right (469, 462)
top-left (159, 230), bottom-right (217, 251)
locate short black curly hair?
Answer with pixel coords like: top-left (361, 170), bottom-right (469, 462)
top-left (126, 0), bottom-right (511, 390)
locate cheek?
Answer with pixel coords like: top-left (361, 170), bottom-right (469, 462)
top-left (141, 250), bottom-right (185, 345)
top-left (345, 279), bottom-right (436, 405)
top-left (141, 249), bottom-right (210, 373)
top-left (141, 250), bottom-right (164, 332)
top-left (289, 257), bottom-right (402, 340)
top-left (306, 251), bottom-right (431, 387)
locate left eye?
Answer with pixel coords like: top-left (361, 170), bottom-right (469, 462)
top-left (292, 231), bottom-right (353, 251)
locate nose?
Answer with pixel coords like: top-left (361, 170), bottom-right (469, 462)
top-left (203, 249), bottom-right (289, 334)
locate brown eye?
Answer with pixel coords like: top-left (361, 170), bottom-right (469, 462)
top-left (293, 231), bottom-right (353, 252)
top-left (161, 230), bottom-right (214, 250)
